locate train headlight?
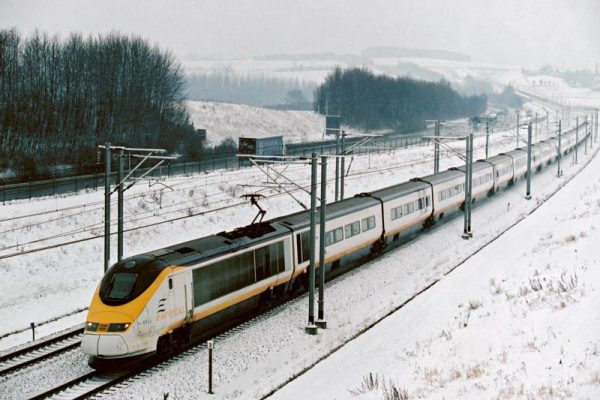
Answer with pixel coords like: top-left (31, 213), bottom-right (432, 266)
top-left (107, 322), bottom-right (131, 332)
top-left (85, 322), bottom-right (99, 332)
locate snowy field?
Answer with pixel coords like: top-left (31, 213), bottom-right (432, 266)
top-left (273, 139), bottom-right (600, 399)
top-left (185, 100), bottom-right (369, 146)
top-left (0, 97), bottom-right (596, 399)
top-left (179, 54), bottom-right (519, 86)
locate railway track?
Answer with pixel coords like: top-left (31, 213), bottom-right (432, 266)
top-left (29, 371), bottom-right (125, 400)
top-left (27, 310), bottom-right (293, 399)
top-left (24, 253), bottom-right (373, 400)
top-left (0, 326), bottom-right (83, 376)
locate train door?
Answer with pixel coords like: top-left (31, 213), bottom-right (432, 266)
top-left (170, 271), bottom-right (193, 323)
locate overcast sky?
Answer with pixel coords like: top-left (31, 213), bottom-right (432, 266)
top-left (2, 0), bottom-right (598, 69)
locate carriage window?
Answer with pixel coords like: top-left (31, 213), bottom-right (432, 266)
top-left (325, 227), bottom-right (344, 247)
top-left (296, 232), bottom-right (310, 264)
top-left (361, 216), bottom-right (376, 231)
top-left (391, 206), bottom-right (402, 220)
top-left (255, 246), bottom-right (270, 281)
top-left (192, 252), bottom-right (256, 307)
top-left (417, 196), bottom-right (430, 210)
top-left (276, 241), bottom-right (285, 273)
top-left (344, 221), bottom-right (360, 238)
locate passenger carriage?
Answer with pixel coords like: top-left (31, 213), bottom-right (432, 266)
top-left (414, 170), bottom-right (465, 217)
top-left (367, 180), bottom-right (432, 237)
top-left (501, 149), bottom-right (528, 181)
top-left (451, 162), bottom-right (494, 200)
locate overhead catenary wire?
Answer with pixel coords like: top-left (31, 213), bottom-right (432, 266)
top-left (0, 152), bottom-right (439, 259)
top-left (0, 131), bottom-right (515, 248)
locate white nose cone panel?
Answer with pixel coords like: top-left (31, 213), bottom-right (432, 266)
top-left (82, 334), bottom-right (129, 356)
top-left (81, 334), bottom-right (100, 356)
top-left (98, 335), bottom-right (129, 356)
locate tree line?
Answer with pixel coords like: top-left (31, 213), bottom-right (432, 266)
top-left (0, 29), bottom-right (202, 178)
top-left (314, 68), bottom-right (487, 131)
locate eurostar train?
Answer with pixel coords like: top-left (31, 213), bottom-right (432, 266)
top-left (82, 125), bottom-right (588, 368)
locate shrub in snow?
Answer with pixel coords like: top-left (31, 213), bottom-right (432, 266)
top-left (349, 372), bottom-right (380, 394)
top-left (465, 363), bottom-right (484, 379)
top-left (468, 299), bottom-right (483, 310)
top-left (349, 373), bottom-right (409, 400)
top-left (557, 271), bottom-right (578, 292)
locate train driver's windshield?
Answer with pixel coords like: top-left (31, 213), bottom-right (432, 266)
top-left (106, 273), bottom-right (137, 300)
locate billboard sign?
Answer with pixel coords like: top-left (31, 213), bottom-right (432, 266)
top-left (325, 115), bottom-right (341, 135)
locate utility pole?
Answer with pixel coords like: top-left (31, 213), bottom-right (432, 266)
top-left (101, 144), bottom-right (176, 272)
top-left (117, 148), bottom-right (125, 261)
top-left (316, 156), bottom-right (327, 329)
top-left (591, 109), bottom-right (598, 147)
top-left (526, 123), bottom-right (532, 200)
top-left (335, 131), bottom-right (340, 201)
top-left (434, 120), bottom-right (440, 173)
top-left (305, 152), bottom-right (318, 335)
top-left (575, 117), bottom-right (579, 164)
top-left (467, 133), bottom-right (473, 235)
top-left (104, 142), bottom-right (111, 272)
top-left (534, 112), bottom-right (538, 142)
top-left (585, 115), bottom-right (588, 155)
top-left (340, 132), bottom-right (345, 200)
top-left (557, 121), bottom-right (562, 177)
top-left (485, 121), bottom-right (489, 159)
top-left (326, 114), bottom-right (342, 202)
top-left (462, 133), bottom-right (473, 239)
top-left (591, 109), bottom-right (598, 142)
top-left (593, 112), bottom-right (595, 145)
top-left (591, 112), bottom-right (595, 147)
top-left (516, 112), bottom-right (520, 148)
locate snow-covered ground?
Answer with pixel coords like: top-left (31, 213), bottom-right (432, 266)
top-left (273, 141), bottom-right (600, 400)
top-left (179, 53), bottom-right (518, 86)
top-left (1, 90), bottom-right (596, 398)
top-left (185, 100), bottom-right (369, 146)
